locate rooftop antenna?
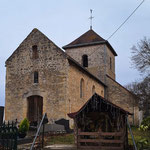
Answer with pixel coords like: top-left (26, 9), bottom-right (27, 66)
top-left (89, 9), bottom-right (94, 30)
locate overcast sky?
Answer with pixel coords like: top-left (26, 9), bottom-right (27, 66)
top-left (0, 0), bottom-right (149, 106)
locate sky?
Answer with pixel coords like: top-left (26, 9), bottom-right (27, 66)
top-left (0, 0), bottom-right (149, 106)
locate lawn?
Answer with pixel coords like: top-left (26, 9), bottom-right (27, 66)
top-left (45, 128), bottom-right (150, 148)
top-left (45, 134), bottom-right (74, 145)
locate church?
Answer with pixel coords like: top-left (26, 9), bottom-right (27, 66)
top-left (5, 28), bottom-right (139, 125)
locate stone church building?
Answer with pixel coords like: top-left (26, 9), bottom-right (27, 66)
top-left (5, 28), bottom-right (139, 125)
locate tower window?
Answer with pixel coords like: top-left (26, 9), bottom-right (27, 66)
top-left (82, 55), bottom-right (88, 67)
top-left (34, 71), bottom-right (39, 83)
top-left (80, 78), bottom-right (84, 98)
top-left (110, 57), bottom-right (112, 70)
top-left (32, 45), bottom-right (38, 59)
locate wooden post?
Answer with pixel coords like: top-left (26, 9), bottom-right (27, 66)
top-left (42, 124), bottom-right (45, 148)
top-left (125, 116), bottom-right (129, 150)
top-left (98, 128), bottom-right (101, 148)
top-left (77, 129), bottom-right (81, 148)
top-left (74, 118), bottom-right (77, 144)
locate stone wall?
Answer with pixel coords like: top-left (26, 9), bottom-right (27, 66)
top-left (66, 61), bottom-right (105, 126)
top-left (65, 44), bottom-right (116, 83)
top-left (106, 46), bottom-right (116, 80)
top-left (5, 29), bottom-right (106, 124)
top-left (67, 62), bottom-right (104, 113)
top-left (106, 75), bottom-right (139, 125)
top-left (5, 29), bottom-right (69, 122)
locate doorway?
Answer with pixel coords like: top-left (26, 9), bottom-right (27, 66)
top-left (27, 95), bottom-right (43, 125)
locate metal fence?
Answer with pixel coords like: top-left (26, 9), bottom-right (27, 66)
top-left (0, 121), bottom-right (18, 150)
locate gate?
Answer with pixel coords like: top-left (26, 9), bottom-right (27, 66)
top-left (0, 121), bottom-right (18, 150)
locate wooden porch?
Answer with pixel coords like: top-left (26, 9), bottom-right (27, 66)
top-left (68, 93), bottom-right (131, 150)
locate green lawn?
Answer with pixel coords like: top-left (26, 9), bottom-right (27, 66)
top-left (45, 128), bottom-right (150, 148)
top-left (45, 134), bottom-right (74, 145)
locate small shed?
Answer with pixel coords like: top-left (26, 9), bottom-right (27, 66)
top-left (68, 93), bottom-right (132, 150)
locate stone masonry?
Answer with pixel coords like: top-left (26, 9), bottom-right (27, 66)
top-left (106, 75), bottom-right (139, 125)
top-left (64, 29), bottom-right (139, 125)
top-left (5, 29), bottom-right (105, 123)
top-left (5, 28), bottom-right (139, 125)
top-left (65, 44), bottom-right (115, 84)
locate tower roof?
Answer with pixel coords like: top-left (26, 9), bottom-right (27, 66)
top-left (63, 29), bottom-right (117, 56)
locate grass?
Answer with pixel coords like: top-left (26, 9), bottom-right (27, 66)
top-left (44, 128), bottom-right (150, 149)
top-left (128, 126), bottom-right (150, 148)
top-left (45, 134), bottom-right (74, 145)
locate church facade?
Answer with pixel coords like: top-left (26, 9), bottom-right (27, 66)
top-left (5, 28), bottom-right (139, 125)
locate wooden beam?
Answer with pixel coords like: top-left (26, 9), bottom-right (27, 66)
top-left (79, 139), bottom-right (100, 143)
top-left (78, 132), bottom-right (98, 136)
top-left (100, 132), bottom-right (123, 136)
top-left (100, 139), bottom-right (123, 144)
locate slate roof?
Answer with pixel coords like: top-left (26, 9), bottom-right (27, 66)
top-left (63, 29), bottom-right (117, 56)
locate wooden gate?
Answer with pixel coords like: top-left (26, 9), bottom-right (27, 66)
top-left (77, 129), bottom-right (125, 150)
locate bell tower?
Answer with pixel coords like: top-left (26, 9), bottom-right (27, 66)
top-left (63, 29), bottom-right (117, 83)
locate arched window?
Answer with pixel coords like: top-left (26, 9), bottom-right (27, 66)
top-left (34, 71), bottom-right (39, 83)
top-left (92, 85), bottom-right (95, 95)
top-left (32, 45), bottom-right (38, 59)
top-left (80, 78), bottom-right (84, 98)
top-left (82, 55), bottom-right (88, 67)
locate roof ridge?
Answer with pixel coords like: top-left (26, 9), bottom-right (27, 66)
top-left (63, 29), bottom-right (106, 49)
top-left (68, 93), bottom-right (132, 119)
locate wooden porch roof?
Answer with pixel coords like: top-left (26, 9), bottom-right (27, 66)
top-left (68, 93), bottom-right (132, 119)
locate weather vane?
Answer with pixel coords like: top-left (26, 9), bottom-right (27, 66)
top-left (89, 9), bottom-right (94, 30)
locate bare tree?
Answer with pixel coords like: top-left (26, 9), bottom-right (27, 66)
top-left (126, 76), bottom-right (150, 117)
top-left (131, 37), bottom-right (150, 74)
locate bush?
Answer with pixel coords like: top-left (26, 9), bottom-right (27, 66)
top-left (137, 138), bottom-right (148, 150)
top-left (19, 118), bottom-right (29, 133)
top-left (139, 116), bottom-right (150, 131)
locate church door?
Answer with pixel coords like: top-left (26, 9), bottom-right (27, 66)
top-left (27, 96), bottom-right (43, 125)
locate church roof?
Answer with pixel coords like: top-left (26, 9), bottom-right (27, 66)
top-left (64, 29), bottom-right (105, 46)
top-left (63, 29), bottom-right (117, 56)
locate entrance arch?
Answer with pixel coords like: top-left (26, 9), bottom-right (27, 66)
top-left (27, 95), bottom-right (43, 125)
